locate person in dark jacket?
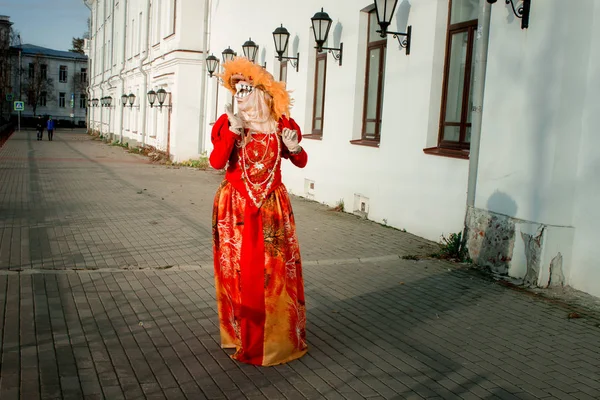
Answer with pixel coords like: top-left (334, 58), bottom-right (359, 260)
top-left (46, 116), bottom-right (55, 141)
top-left (36, 116), bottom-right (43, 140)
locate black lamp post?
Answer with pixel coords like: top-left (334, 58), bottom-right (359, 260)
top-left (373, 0), bottom-right (412, 55)
top-left (222, 46), bottom-right (236, 63)
top-left (311, 8), bottom-right (343, 66)
top-left (242, 38), bottom-right (259, 63)
top-left (487, 0), bottom-right (531, 29)
top-left (121, 94), bottom-right (128, 107)
top-left (272, 24), bottom-right (300, 72)
top-left (206, 54), bottom-right (219, 77)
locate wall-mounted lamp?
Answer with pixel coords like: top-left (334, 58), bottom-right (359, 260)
top-left (92, 98), bottom-right (99, 107)
top-left (127, 93), bottom-right (137, 108)
top-left (148, 88), bottom-right (171, 109)
top-left (121, 94), bottom-right (128, 107)
top-left (101, 96), bottom-right (113, 107)
top-left (311, 8), bottom-right (343, 66)
top-left (373, 0), bottom-right (412, 55)
top-left (272, 25), bottom-right (300, 72)
top-left (487, 0), bottom-right (530, 29)
top-left (242, 38), bottom-right (259, 63)
top-left (222, 46), bottom-right (236, 63)
top-left (206, 54), bottom-right (219, 77)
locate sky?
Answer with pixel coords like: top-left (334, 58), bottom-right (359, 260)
top-left (0, 0), bottom-right (90, 51)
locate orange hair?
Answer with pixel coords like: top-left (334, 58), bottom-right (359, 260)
top-left (218, 57), bottom-right (291, 120)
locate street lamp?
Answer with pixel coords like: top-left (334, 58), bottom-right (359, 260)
top-left (242, 38), bottom-right (259, 63)
top-left (105, 96), bottom-right (112, 107)
top-left (222, 46), bottom-right (236, 63)
top-left (272, 24), bottom-right (300, 72)
top-left (373, 0), bottom-right (412, 54)
top-left (92, 98), bottom-right (99, 107)
top-left (311, 8), bottom-right (344, 66)
top-left (121, 94), bottom-right (128, 107)
top-left (127, 93), bottom-right (136, 108)
top-left (147, 90), bottom-right (157, 107)
top-left (206, 54), bottom-right (219, 77)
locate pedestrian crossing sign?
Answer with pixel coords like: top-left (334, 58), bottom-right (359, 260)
top-left (14, 101), bottom-right (24, 112)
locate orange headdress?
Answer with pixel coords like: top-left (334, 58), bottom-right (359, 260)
top-left (219, 57), bottom-right (291, 120)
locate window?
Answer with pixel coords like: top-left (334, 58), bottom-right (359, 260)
top-left (166, 0), bottom-right (176, 37)
top-left (59, 66), bottom-right (68, 82)
top-left (361, 10), bottom-right (387, 143)
top-left (311, 52), bottom-right (327, 136)
top-left (28, 63), bottom-right (34, 79)
top-left (80, 94), bottom-right (86, 109)
top-left (41, 64), bottom-right (47, 80)
top-left (40, 92), bottom-right (47, 107)
top-left (59, 92), bottom-right (66, 107)
top-left (81, 68), bottom-right (87, 84)
top-left (438, 0), bottom-right (478, 152)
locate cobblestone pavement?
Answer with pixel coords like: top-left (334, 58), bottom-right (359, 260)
top-left (0, 129), bottom-right (599, 400)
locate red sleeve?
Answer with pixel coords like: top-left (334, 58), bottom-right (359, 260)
top-left (209, 114), bottom-right (238, 170)
top-left (279, 117), bottom-right (308, 168)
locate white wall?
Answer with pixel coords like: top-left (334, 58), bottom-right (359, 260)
top-left (475, 0), bottom-right (600, 296)
top-left (207, 0), bottom-right (469, 241)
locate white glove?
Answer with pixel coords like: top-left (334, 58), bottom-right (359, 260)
top-left (225, 104), bottom-right (244, 135)
top-left (282, 128), bottom-right (301, 154)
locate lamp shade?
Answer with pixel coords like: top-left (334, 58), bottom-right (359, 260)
top-left (92, 98), bottom-right (99, 107)
top-left (121, 94), bottom-right (128, 106)
top-left (156, 88), bottom-right (167, 106)
top-left (272, 24), bottom-right (290, 57)
top-left (311, 8), bottom-right (333, 51)
top-left (206, 54), bottom-right (219, 76)
top-left (242, 38), bottom-right (259, 62)
top-left (106, 96), bottom-right (112, 107)
top-left (147, 90), bottom-right (157, 106)
top-left (222, 46), bottom-right (235, 63)
top-left (374, 0), bottom-right (398, 37)
top-left (128, 93), bottom-right (136, 106)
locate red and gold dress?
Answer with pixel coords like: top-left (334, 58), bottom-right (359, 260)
top-left (210, 113), bottom-right (308, 366)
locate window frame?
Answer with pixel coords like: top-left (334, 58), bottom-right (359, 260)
top-left (310, 51), bottom-right (327, 137)
top-left (28, 63), bottom-right (35, 79)
top-left (41, 64), bottom-right (47, 80)
top-left (360, 38), bottom-right (386, 143)
top-left (59, 65), bottom-right (68, 83)
top-left (59, 92), bottom-right (66, 108)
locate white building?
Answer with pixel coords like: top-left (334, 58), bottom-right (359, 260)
top-left (85, 0), bottom-right (600, 299)
top-left (11, 44), bottom-right (88, 125)
top-left (84, 0), bottom-right (209, 160)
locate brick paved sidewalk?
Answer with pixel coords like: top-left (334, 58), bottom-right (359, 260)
top-left (1, 130), bottom-right (599, 399)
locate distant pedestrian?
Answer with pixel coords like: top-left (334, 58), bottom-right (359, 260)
top-left (36, 116), bottom-right (43, 140)
top-left (46, 116), bottom-right (55, 141)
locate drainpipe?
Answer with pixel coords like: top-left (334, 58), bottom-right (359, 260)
top-left (118, 0), bottom-right (129, 142)
top-left (463, 1), bottom-right (492, 240)
top-left (83, 1), bottom-right (92, 131)
top-left (138, 0), bottom-right (152, 147)
top-left (197, 0), bottom-right (211, 155)
top-left (108, 0), bottom-right (116, 138)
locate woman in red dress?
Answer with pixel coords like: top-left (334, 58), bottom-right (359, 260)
top-left (210, 57), bottom-right (308, 366)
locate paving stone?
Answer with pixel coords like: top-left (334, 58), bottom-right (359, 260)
top-left (1, 129), bottom-right (600, 399)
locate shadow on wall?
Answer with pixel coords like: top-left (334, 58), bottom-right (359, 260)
top-left (466, 191), bottom-right (518, 276)
top-left (395, 0), bottom-right (411, 48)
top-left (332, 21), bottom-right (343, 48)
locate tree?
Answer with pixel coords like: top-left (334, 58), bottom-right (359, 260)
top-left (70, 37), bottom-right (85, 54)
top-left (0, 27), bottom-right (19, 121)
top-left (23, 54), bottom-right (54, 117)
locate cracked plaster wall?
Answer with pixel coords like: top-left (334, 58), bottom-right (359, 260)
top-left (466, 207), bottom-right (574, 289)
